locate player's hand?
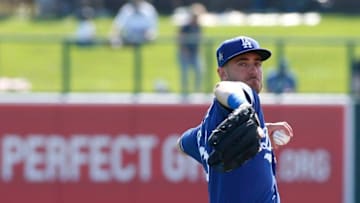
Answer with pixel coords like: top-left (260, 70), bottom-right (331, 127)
top-left (266, 122), bottom-right (293, 149)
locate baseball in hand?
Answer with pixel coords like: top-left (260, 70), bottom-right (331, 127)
top-left (272, 130), bottom-right (291, 146)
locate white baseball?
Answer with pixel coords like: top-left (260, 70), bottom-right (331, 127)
top-left (272, 130), bottom-right (290, 146)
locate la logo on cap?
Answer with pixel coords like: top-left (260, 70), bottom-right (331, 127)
top-left (241, 37), bottom-right (253, 49)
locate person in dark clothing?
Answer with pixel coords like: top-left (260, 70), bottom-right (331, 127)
top-left (266, 57), bottom-right (297, 94)
top-left (177, 12), bottom-right (202, 94)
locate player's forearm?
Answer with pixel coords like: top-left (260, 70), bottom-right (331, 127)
top-left (214, 81), bottom-right (251, 109)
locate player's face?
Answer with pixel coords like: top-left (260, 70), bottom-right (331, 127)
top-left (218, 52), bottom-right (263, 93)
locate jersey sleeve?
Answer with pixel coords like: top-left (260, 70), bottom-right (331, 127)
top-left (178, 125), bottom-right (202, 164)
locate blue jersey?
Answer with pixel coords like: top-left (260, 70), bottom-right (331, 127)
top-left (179, 90), bottom-right (279, 203)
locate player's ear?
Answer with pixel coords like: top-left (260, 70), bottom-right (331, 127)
top-left (218, 67), bottom-right (228, 80)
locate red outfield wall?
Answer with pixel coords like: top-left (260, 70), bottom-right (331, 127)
top-left (0, 103), bottom-right (348, 203)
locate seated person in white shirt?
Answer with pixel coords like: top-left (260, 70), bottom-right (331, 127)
top-left (109, 0), bottom-right (158, 47)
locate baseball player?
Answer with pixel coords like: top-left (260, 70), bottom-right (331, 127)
top-left (177, 36), bottom-right (294, 203)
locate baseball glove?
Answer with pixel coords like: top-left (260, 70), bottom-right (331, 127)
top-left (207, 104), bottom-right (263, 172)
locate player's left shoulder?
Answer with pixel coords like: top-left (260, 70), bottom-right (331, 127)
top-left (239, 82), bottom-right (255, 104)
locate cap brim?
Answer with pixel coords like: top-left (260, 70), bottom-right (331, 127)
top-left (252, 49), bottom-right (272, 61)
top-left (226, 48), bottom-right (271, 63)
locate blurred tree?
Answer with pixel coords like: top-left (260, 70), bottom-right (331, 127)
top-left (0, 0), bottom-right (359, 19)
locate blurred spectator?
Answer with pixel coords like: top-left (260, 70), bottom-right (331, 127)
top-left (109, 0), bottom-right (158, 47)
top-left (75, 6), bottom-right (96, 46)
top-left (177, 8), bottom-right (203, 94)
top-left (352, 59), bottom-right (360, 96)
top-left (266, 57), bottom-right (297, 93)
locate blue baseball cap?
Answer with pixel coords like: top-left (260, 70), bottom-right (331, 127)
top-left (216, 36), bottom-right (272, 67)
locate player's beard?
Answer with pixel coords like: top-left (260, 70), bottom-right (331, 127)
top-left (245, 77), bottom-right (262, 93)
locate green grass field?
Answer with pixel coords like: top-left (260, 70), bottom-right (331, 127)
top-left (0, 14), bottom-right (360, 93)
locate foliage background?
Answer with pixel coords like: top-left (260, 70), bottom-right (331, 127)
top-left (0, 14), bottom-right (359, 93)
